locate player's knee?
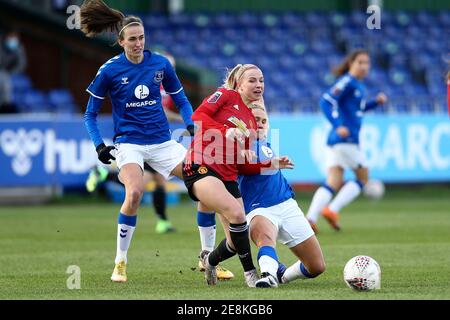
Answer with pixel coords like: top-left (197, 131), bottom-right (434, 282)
top-left (309, 260), bottom-right (326, 277)
top-left (223, 205), bottom-right (246, 224)
top-left (126, 186), bottom-right (144, 206)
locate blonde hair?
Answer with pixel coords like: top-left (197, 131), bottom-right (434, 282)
top-left (247, 99), bottom-right (266, 112)
top-left (223, 64), bottom-right (260, 90)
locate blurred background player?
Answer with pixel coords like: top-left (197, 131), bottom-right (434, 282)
top-left (0, 29), bottom-right (27, 114)
top-left (239, 100), bottom-right (326, 288)
top-left (306, 49), bottom-right (388, 233)
top-left (80, 0), bottom-right (195, 282)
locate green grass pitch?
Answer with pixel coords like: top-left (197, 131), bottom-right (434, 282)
top-left (1, 186), bottom-right (449, 300)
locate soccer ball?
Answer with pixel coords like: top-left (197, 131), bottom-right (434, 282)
top-left (363, 180), bottom-right (385, 200)
top-left (343, 255), bottom-right (381, 291)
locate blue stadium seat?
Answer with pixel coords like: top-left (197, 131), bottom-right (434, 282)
top-left (22, 90), bottom-right (52, 113)
top-left (11, 74), bottom-right (32, 94)
top-left (48, 89), bottom-right (78, 114)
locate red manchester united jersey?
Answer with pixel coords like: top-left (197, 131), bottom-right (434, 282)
top-left (186, 87), bottom-right (257, 181)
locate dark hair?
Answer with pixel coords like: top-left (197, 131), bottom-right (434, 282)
top-left (333, 49), bottom-right (369, 77)
top-left (80, 0), bottom-right (142, 40)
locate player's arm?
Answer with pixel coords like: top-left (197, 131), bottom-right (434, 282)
top-left (84, 95), bottom-right (104, 148)
top-left (363, 92), bottom-right (388, 112)
top-left (321, 77), bottom-right (352, 128)
top-left (84, 67), bottom-right (115, 164)
top-left (162, 59), bottom-right (194, 128)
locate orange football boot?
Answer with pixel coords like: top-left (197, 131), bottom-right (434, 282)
top-left (322, 207), bottom-right (341, 231)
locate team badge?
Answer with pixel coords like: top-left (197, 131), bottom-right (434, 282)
top-left (197, 166), bottom-right (208, 174)
top-left (261, 146), bottom-right (274, 158)
top-left (207, 91), bottom-right (223, 103)
top-left (154, 70), bottom-right (164, 83)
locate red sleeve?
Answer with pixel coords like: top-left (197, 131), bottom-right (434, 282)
top-left (192, 88), bottom-right (229, 133)
top-left (237, 160), bottom-right (272, 175)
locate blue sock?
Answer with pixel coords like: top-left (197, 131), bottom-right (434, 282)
top-left (300, 262), bottom-right (316, 278)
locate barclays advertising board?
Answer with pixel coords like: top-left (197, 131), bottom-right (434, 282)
top-left (0, 114), bottom-right (449, 187)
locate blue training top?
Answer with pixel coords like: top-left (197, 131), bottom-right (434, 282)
top-left (84, 50), bottom-right (193, 148)
top-left (320, 73), bottom-right (379, 146)
top-left (238, 139), bottom-right (295, 214)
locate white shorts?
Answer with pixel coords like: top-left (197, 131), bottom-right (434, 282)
top-left (326, 143), bottom-right (366, 170)
top-left (114, 140), bottom-right (186, 179)
top-left (246, 198), bottom-right (315, 248)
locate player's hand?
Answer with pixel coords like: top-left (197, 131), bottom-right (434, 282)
top-left (240, 149), bottom-right (256, 163)
top-left (376, 92), bottom-right (388, 105)
top-left (336, 126), bottom-right (350, 138)
top-left (186, 125), bottom-right (195, 137)
top-left (96, 143), bottom-right (116, 164)
top-left (271, 156), bottom-right (294, 170)
top-left (225, 127), bottom-right (245, 145)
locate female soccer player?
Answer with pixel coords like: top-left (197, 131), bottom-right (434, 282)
top-left (183, 64), bottom-right (289, 287)
top-left (239, 101), bottom-right (326, 288)
top-left (306, 49), bottom-right (387, 233)
top-left (80, 0), bottom-right (194, 282)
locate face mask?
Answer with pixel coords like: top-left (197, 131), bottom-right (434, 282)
top-left (5, 37), bottom-right (19, 51)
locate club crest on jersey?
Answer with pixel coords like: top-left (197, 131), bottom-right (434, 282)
top-left (154, 70), bottom-right (164, 83)
top-left (261, 146), bottom-right (274, 159)
top-left (207, 91), bottom-right (223, 104)
top-left (197, 166), bottom-right (208, 174)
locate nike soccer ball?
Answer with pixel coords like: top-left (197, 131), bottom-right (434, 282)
top-left (343, 255), bottom-right (381, 291)
top-left (363, 180), bottom-right (385, 200)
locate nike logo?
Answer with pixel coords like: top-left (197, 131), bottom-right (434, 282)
top-left (252, 203), bottom-right (260, 207)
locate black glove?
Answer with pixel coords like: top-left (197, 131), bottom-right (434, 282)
top-left (96, 143), bottom-right (116, 164)
top-left (186, 124), bottom-right (195, 137)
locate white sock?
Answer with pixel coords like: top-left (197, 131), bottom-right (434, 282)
top-left (198, 226), bottom-right (216, 252)
top-left (329, 181), bottom-right (363, 213)
top-left (115, 223), bottom-right (136, 264)
top-left (307, 186), bottom-right (334, 222)
top-left (258, 255), bottom-right (279, 278)
top-left (281, 261), bottom-right (314, 283)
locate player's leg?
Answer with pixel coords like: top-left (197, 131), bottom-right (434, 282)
top-left (306, 166), bottom-right (343, 231)
top-left (278, 199), bottom-right (326, 283)
top-left (281, 235), bottom-right (326, 283)
top-left (149, 169), bottom-right (176, 234)
top-left (323, 145), bottom-right (367, 229)
top-left (112, 162), bottom-right (145, 282)
top-left (248, 215), bottom-right (280, 288)
top-left (327, 166), bottom-right (367, 215)
top-left (192, 177), bottom-right (256, 286)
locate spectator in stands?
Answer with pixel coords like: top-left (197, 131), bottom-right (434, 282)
top-left (0, 29), bottom-right (27, 113)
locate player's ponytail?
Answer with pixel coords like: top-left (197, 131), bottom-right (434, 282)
top-left (223, 64), bottom-right (259, 90)
top-left (80, 0), bottom-right (143, 40)
top-left (333, 49), bottom-right (369, 77)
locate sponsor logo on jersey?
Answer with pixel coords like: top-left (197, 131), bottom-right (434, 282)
top-left (207, 91), bottom-right (223, 103)
top-left (197, 166), bottom-right (208, 174)
top-left (126, 100), bottom-right (157, 108)
top-left (154, 70), bottom-right (164, 83)
top-left (135, 85), bottom-right (149, 99)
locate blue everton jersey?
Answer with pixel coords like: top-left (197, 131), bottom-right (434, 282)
top-left (320, 73), bottom-right (378, 146)
top-left (86, 50), bottom-right (187, 145)
top-left (238, 140), bottom-right (294, 214)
